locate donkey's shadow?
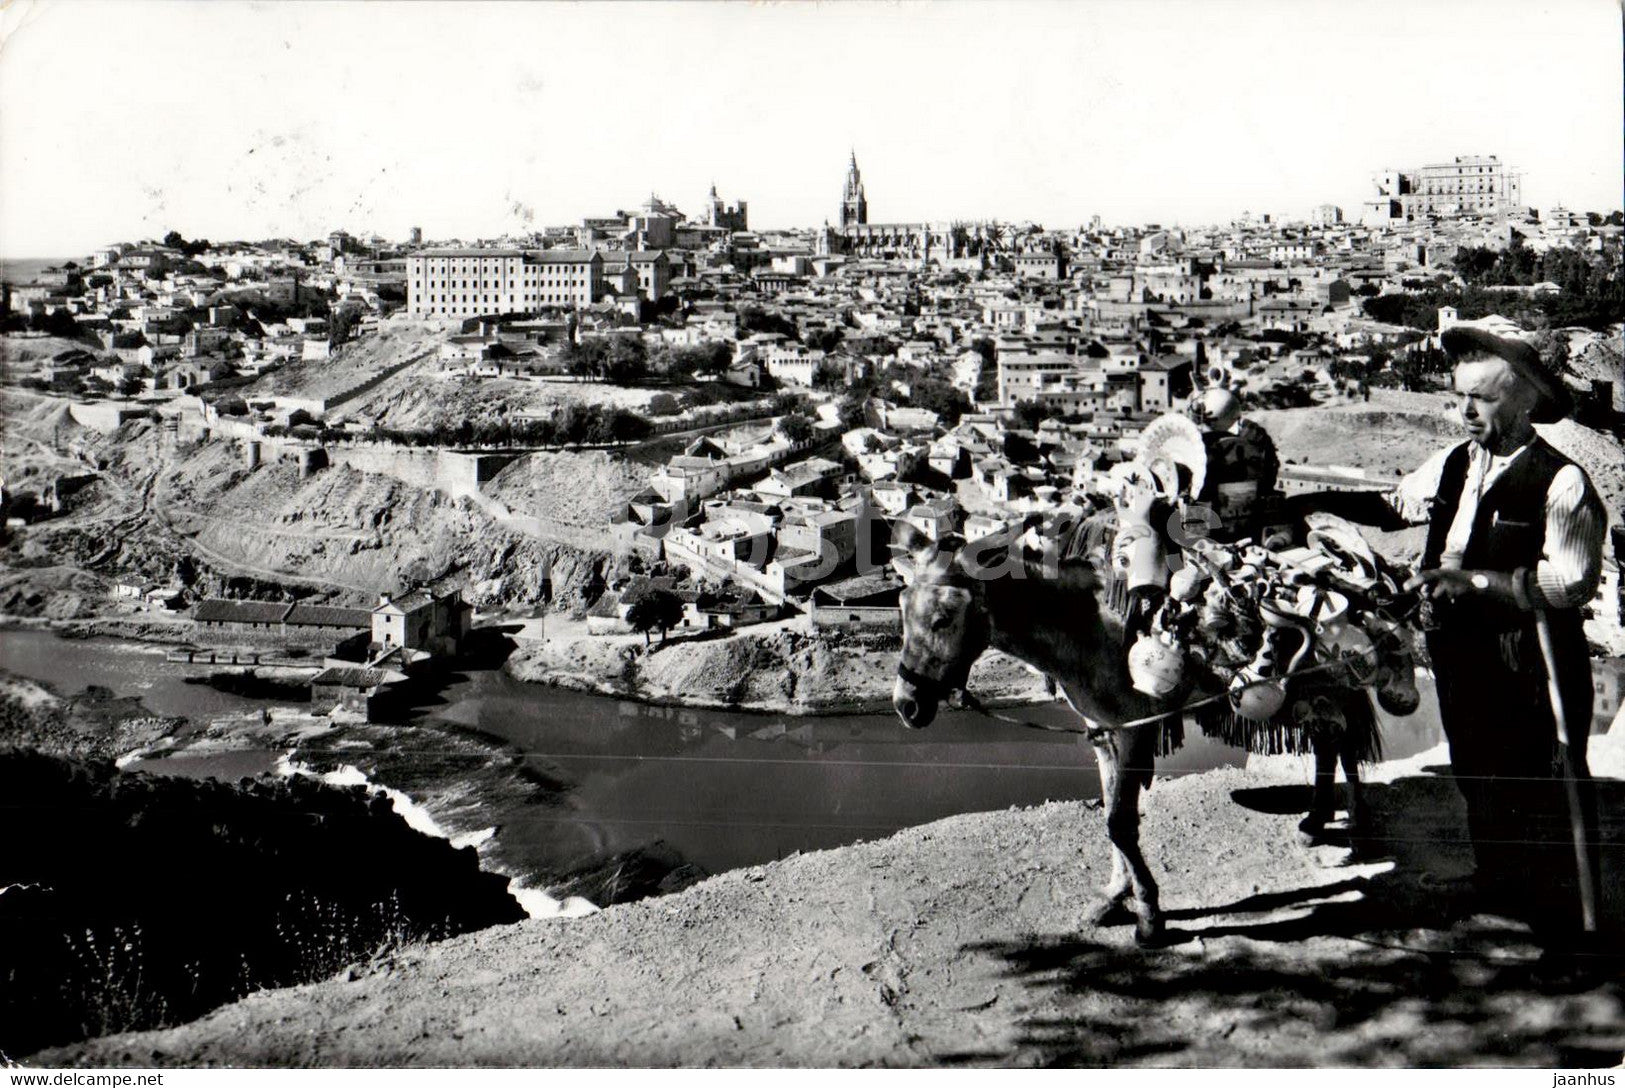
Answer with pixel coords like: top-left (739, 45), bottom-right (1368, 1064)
top-left (951, 771), bottom-right (1625, 1067)
top-left (1214, 771), bottom-right (1625, 940)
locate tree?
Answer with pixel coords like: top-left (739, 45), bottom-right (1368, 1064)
top-left (693, 341), bottom-right (732, 377)
top-left (603, 337), bottom-right (648, 386)
top-left (626, 588), bottom-right (684, 647)
top-left (812, 357), bottom-right (848, 389)
top-left (778, 413), bottom-right (815, 443)
top-left (907, 375), bottom-right (972, 425)
top-left (738, 306), bottom-right (797, 340)
top-left (562, 338), bottom-right (608, 381)
top-left (1011, 398), bottom-right (1052, 432)
top-left (328, 308), bottom-right (359, 350)
top-left (804, 327), bottom-right (845, 352)
top-left (117, 376), bottom-right (143, 399)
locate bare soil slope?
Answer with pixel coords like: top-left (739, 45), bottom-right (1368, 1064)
top-left (1253, 389), bottom-right (1625, 525)
top-left (508, 626), bottom-right (1052, 713)
top-left (40, 735), bottom-right (1625, 1068)
top-left (3, 403), bottom-right (615, 613)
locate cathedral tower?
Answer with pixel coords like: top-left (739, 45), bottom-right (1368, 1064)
top-left (840, 150), bottom-right (868, 228)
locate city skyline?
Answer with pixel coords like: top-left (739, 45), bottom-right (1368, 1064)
top-left (1, 0), bottom-right (1621, 257)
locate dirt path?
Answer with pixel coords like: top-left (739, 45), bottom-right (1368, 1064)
top-left (39, 734), bottom-right (1625, 1068)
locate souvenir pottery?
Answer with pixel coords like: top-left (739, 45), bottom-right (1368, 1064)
top-left (1137, 413), bottom-right (1208, 500)
top-left (1112, 523), bottom-right (1168, 591)
top-left (1304, 514), bottom-right (1381, 590)
top-left (1229, 599), bottom-right (1315, 721)
top-left (1169, 565), bottom-right (1208, 603)
top-left (1127, 633), bottom-right (1185, 698)
top-left (1362, 614), bottom-right (1421, 715)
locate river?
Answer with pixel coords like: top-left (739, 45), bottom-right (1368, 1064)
top-left (0, 627), bottom-right (1447, 882)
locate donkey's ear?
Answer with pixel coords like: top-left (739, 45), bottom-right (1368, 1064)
top-left (889, 518), bottom-right (932, 559)
top-left (960, 534), bottom-right (1011, 578)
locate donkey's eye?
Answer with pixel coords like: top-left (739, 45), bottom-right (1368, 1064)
top-left (930, 613), bottom-right (954, 631)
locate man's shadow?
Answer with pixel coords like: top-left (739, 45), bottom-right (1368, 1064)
top-left (949, 769), bottom-right (1625, 1067)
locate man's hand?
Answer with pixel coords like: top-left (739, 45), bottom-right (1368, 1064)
top-left (1404, 568), bottom-right (1524, 607)
top-left (1404, 568), bottom-right (1476, 601)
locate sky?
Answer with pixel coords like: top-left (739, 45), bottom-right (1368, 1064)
top-left (0, 0), bottom-right (1620, 257)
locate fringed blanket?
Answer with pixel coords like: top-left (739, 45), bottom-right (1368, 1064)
top-left (1100, 570), bottom-right (1385, 763)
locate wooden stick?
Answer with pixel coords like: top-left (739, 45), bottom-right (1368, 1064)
top-left (1534, 610), bottom-right (1598, 934)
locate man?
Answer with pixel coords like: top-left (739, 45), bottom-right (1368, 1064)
top-left (1189, 386), bottom-right (1282, 543)
top-left (1612, 524), bottom-right (1625, 627)
top-left (1296, 326), bottom-right (1606, 957)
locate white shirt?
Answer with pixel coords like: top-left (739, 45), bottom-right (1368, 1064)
top-left (1389, 439), bottom-right (1606, 610)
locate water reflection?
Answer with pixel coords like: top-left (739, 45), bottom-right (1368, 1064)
top-left (417, 669), bottom-right (1248, 875)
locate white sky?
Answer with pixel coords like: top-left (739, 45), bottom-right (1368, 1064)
top-left (0, 0), bottom-right (1620, 256)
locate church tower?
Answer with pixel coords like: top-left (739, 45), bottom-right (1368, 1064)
top-left (840, 150), bottom-right (868, 228)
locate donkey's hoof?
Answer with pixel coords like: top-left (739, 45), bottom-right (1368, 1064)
top-left (1133, 919), bottom-right (1169, 949)
top-left (1297, 816), bottom-right (1329, 847)
top-left (1086, 898), bottom-right (1135, 928)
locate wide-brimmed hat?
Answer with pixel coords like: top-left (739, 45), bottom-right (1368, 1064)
top-left (1441, 325), bottom-right (1571, 424)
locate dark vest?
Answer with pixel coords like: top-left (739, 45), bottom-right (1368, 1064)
top-left (1421, 438), bottom-right (1591, 718)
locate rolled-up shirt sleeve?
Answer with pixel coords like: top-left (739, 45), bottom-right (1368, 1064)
top-left (1531, 464), bottom-right (1607, 609)
top-left (1386, 447), bottom-right (1452, 526)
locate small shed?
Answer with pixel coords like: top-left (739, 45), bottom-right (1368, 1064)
top-left (309, 665), bottom-right (406, 720)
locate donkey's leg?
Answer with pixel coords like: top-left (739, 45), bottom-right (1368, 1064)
top-left (1340, 744), bottom-right (1370, 838)
top-left (1088, 738), bottom-right (1134, 926)
top-left (1299, 738), bottom-right (1339, 845)
top-left (1100, 723), bottom-right (1163, 946)
top-left (1085, 847), bottom-right (1134, 926)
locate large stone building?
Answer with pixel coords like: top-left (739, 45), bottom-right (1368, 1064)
top-left (1363, 155), bottom-right (1523, 224)
top-left (406, 249), bottom-right (603, 318)
top-left (705, 184), bottom-right (748, 232)
top-left (405, 247), bottom-right (669, 320)
top-left (820, 152), bottom-right (1003, 262)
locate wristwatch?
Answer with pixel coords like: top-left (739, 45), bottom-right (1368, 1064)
top-left (1470, 573), bottom-right (1490, 592)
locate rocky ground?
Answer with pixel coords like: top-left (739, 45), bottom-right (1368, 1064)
top-left (506, 622), bottom-right (1052, 714)
top-left (1, 393), bottom-right (619, 615)
top-left (35, 731), bottom-right (1625, 1068)
top-left (0, 670), bottom-right (181, 762)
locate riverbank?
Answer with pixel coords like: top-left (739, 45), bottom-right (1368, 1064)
top-left (36, 730), bottom-right (1625, 1068)
top-left (505, 622), bottom-right (1054, 715)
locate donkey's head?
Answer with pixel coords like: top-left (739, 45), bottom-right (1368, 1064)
top-left (889, 521), bottom-right (1007, 729)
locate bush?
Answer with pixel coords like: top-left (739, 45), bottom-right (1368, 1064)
top-left (370, 403), bottom-right (653, 447)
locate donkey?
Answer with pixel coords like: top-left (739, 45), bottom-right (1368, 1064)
top-left (889, 522), bottom-right (1384, 946)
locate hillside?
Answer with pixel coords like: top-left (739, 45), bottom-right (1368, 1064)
top-left (1253, 388), bottom-right (1625, 525)
top-left (38, 732), bottom-right (1625, 1068)
top-left (508, 625), bottom-right (1052, 713)
top-left (2, 402), bottom-right (618, 614)
top-left (344, 365), bottom-right (666, 431)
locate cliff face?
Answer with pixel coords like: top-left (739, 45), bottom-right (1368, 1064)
top-left (0, 751), bottom-right (527, 1058)
top-left (2, 403), bottom-right (621, 616)
top-left (506, 626), bottom-right (1053, 714)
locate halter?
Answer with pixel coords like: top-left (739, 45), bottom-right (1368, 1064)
top-left (895, 659), bottom-right (962, 703)
top-left (895, 573), bottom-right (981, 701)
